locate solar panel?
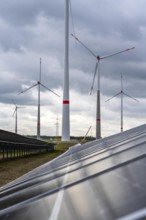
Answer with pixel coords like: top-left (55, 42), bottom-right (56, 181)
top-left (1, 124), bottom-right (146, 219)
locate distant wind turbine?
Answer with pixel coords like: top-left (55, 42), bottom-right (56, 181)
top-left (12, 98), bottom-right (25, 134)
top-left (105, 73), bottom-right (138, 132)
top-left (18, 58), bottom-right (60, 139)
top-left (71, 33), bottom-right (135, 139)
top-left (56, 115), bottom-right (59, 137)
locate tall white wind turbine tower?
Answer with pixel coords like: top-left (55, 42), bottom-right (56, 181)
top-left (105, 73), bottom-right (138, 132)
top-left (71, 34), bottom-right (135, 139)
top-left (62, 0), bottom-right (70, 141)
top-left (18, 58), bottom-right (60, 139)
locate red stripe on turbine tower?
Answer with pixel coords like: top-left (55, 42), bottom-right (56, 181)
top-left (96, 118), bottom-right (100, 122)
top-left (63, 100), bottom-right (70, 104)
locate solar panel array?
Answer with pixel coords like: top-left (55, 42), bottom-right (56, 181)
top-left (0, 129), bottom-right (49, 145)
top-left (0, 124), bottom-right (146, 220)
top-left (0, 129), bottom-right (54, 160)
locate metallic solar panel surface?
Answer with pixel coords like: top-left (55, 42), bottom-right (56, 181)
top-left (0, 124), bottom-right (146, 220)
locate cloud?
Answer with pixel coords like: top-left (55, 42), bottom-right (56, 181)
top-left (0, 0), bottom-right (146, 137)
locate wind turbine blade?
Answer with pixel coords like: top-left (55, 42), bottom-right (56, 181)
top-left (18, 83), bottom-right (38, 95)
top-left (105, 92), bottom-right (121, 102)
top-left (71, 33), bottom-right (97, 58)
top-left (11, 98), bottom-right (16, 107)
top-left (90, 62), bottom-right (98, 95)
top-left (12, 108), bottom-right (16, 116)
top-left (39, 57), bottom-right (42, 82)
top-left (17, 106), bottom-right (26, 109)
top-left (123, 92), bottom-right (139, 102)
top-left (40, 83), bottom-right (60, 97)
top-left (101, 47), bottom-right (135, 60)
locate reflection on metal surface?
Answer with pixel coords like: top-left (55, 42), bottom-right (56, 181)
top-left (1, 124), bottom-right (146, 219)
top-left (117, 208), bottom-right (146, 220)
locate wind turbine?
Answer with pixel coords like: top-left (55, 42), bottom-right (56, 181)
top-left (18, 58), bottom-right (60, 139)
top-left (71, 33), bottom-right (135, 139)
top-left (62, 0), bottom-right (70, 141)
top-left (12, 99), bottom-right (25, 134)
top-left (105, 73), bottom-right (138, 132)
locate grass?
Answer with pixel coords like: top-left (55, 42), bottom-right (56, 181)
top-left (55, 141), bottom-right (77, 151)
top-left (0, 141), bottom-right (76, 187)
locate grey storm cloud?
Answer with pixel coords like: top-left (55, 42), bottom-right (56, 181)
top-left (0, 0), bottom-right (63, 26)
top-left (0, 0), bottom-right (143, 94)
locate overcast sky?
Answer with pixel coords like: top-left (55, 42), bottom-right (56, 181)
top-left (0, 0), bottom-right (146, 137)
